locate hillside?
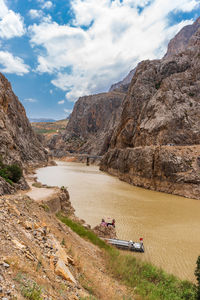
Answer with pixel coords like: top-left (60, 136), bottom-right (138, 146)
top-left (31, 119), bottom-right (67, 136)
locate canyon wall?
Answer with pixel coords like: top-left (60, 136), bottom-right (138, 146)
top-left (100, 19), bottom-right (200, 199)
top-left (50, 91), bottom-right (125, 157)
top-left (0, 72), bottom-right (48, 194)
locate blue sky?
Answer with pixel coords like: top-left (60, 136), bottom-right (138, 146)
top-left (0, 0), bottom-right (200, 120)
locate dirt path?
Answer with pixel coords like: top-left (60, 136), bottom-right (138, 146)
top-left (20, 176), bottom-right (58, 202)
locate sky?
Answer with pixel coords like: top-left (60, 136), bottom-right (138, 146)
top-left (0, 0), bottom-right (200, 120)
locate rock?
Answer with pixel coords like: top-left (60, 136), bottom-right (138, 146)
top-left (0, 177), bottom-right (15, 196)
top-left (0, 72), bottom-right (48, 195)
top-left (12, 239), bottom-right (25, 250)
top-left (24, 221), bottom-right (33, 230)
top-left (100, 18), bottom-right (200, 200)
top-left (93, 224), bottom-right (117, 239)
top-left (55, 259), bottom-right (76, 284)
top-left (48, 91), bottom-right (125, 156)
top-left (52, 238), bottom-right (74, 266)
top-left (164, 17), bottom-right (200, 58)
top-left (3, 262), bottom-right (9, 268)
top-left (109, 67), bottom-right (136, 92)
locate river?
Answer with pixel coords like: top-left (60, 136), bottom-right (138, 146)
top-left (37, 161), bottom-right (200, 282)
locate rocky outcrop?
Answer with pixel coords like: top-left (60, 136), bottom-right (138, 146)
top-left (42, 186), bottom-right (75, 216)
top-left (109, 68), bottom-right (136, 93)
top-left (60, 91), bottom-right (125, 156)
top-left (0, 72), bottom-right (48, 166)
top-left (100, 20), bottom-right (200, 199)
top-left (101, 145), bottom-right (200, 199)
top-left (164, 17), bottom-right (200, 58)
top-left (93, 224), bottom-right (117, 239)
top-left (0, 177), bottom-right (15, 195)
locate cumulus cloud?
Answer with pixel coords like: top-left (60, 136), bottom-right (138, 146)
top-left (58, 99), bottom-right (65, 104)
top-left (29, 9), bottom-right (43, 19)
top-left (0, 0), bottom-right (25, 39)
top-left (29, 0), bottom-right (199, 101)
top-left (42, 1), bottom-right (53, 9)
top-left (24, 98), bottom-right (37, 103)
top-left (0, 51), bottom-right (29, 75)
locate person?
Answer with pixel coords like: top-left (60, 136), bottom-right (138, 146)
top-left (107, 219), bottom-right (115, 227)
top-left (101, 218), bottom-right (107, 226)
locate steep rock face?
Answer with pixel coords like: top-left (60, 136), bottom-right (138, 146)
top-left (109, 68), bottom-right (136, 92)
top-left (61, 91), bottom-right (125, 156)
top-left (100, 23), bottom-right (200, 199)
top-left (165, 17), bottom-right (200, 58)
top-left (0, 73), bottom-right (48, 166)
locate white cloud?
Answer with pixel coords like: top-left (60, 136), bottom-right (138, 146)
top-left (29, 9), bottom-right (43, 19)
top-left (24, 98), bottom-right (37, 103)
top-left (42, 1), bottom-right (53, 9)
top-left (58, 99), bottom-right (65, 104)
top-left (0, 51), bottom-right (29, 75)
top-left (29, 0), bottom-right (199, 101)
top-left (0, 0), bottom-right (25, 39)
top-left (50, 89), bottom-right (53, 94)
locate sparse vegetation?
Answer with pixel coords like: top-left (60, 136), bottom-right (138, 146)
top-left (14, 272), bottom-right (42, 300)
top-left (31, 119), bottom-right (68, 137)
top-left (0, 158), bottom-right (22, 184)
top-left (39, 203), bottom-right (50, 212)
top-left (195, 256), bottom-right (200, 300)
top-left (155, 81), bottom-right (161, 90)
top-left (57, 213), bottom-right (110, 250)
top-left (58, 214), bottom-right (196, 300)
top-left (32, 182), bottom-right (43, 188)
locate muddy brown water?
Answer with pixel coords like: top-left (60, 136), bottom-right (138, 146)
top-left (37, 161), bottom-right (200, 282)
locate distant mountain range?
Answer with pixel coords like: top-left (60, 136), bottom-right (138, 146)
top-left (29, 118), bottom-right (57, 123)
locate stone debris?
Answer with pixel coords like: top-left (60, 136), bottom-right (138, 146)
top-left (55, 259), bottom-right (77, 284)
top-left (0, 194), bottom-right (90, 299)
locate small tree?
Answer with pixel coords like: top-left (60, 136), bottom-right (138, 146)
top-left (7, 164), bottom-right (22, 183)
top-left (195, 256), bottom-right (200, 300)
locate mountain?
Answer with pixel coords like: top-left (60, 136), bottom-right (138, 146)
top-left (164, 17), bottom-right (200, 58)
top-left (100, 19), bottom-right (200, 200)
top-left (0, 72), bottom-right (48, 194)
top-left (29, 118), bottom-right (56, 123)
top-left (109, 68), bottom-right (136, 92)
top-left (49, 91), bottom-right (125, 157)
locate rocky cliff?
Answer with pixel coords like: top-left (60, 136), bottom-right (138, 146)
top-left (100, 20), bottom-right (200, 200)
top-left (0, 73), bottom-right (48, 165)
top-left (164, 17), bottom-right (200, 58)
top-left (109, 68), bottom-right (136, 93)
top-left (0, 72), bottom-right (48, 193)
top-left (50, 91), bottom-right (125, 157)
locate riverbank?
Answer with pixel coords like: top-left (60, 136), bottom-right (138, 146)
top-left (1, 163), bottom-right (198, 299)
top-left (36, 160), bottom-right (200, 283)
top-left (0, 176), bottom-right (133, 299)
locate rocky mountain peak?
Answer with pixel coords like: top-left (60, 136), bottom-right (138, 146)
top-left (164, 16), bottom-right (200, 58)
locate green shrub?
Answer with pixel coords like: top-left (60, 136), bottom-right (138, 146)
top-left (195, 256), bottom-right (200, 300)
top-left (0, 168), bottom-right (11, 180)
top-left (7, 164), bottom-right (22, 183)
